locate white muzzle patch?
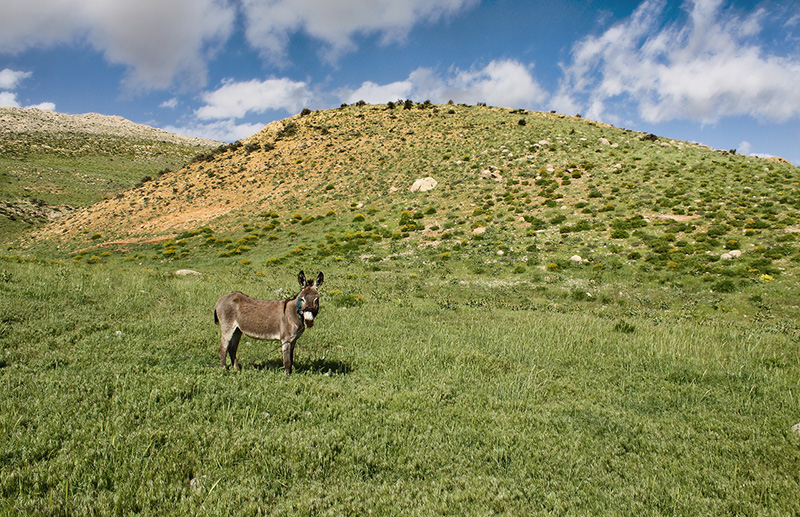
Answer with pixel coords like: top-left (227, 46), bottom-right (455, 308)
top-left (303, 311), bottom-right (315, 326)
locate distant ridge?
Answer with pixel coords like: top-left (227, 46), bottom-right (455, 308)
top-left (0, 107), bottom-right (221, 239)
top-left (0, 107), bottom-right (219, 148)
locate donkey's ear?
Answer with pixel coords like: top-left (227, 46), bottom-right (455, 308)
top-left (298, 270), bottom-right (306, 287)
top-left (314, 272), bottom-right (324, 288)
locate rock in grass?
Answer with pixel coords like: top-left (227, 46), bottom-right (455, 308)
top-left (569, 255), bottom-right (584, 264)
top-left (792, 423), bottom-right (800, 434)
top-left (410, 177), bottom-right (438, 192)
top-left (175, 269), bottom-right (202, 276)
top-left (720, 250), bottom-right (742, 260)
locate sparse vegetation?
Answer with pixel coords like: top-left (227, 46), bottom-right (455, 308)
top-left (1, 103), bottom-right (799, 514)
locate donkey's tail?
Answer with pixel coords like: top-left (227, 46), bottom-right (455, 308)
top-left (214, 309), bottom-right (219, 325)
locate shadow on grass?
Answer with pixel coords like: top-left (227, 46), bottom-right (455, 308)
top-left (250, 357), bottom-right (352, 375)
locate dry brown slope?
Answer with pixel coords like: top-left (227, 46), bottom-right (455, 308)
top-left (43, 104), bottom-right (551, 240)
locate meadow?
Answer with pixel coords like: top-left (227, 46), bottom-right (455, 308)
top-left (2, 103), bottom-right (800, 514)
top-left (1, 242), bottom-right (799, 515)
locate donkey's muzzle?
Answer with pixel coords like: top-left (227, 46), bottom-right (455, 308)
top-left (303, 311), bottom-right (316, 327)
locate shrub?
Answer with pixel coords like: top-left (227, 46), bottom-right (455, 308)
top-left (712, 279), bottom-right (738, 293)
top-left (335, 293), bottom-right (365, 308)
top-left (614, 320), bottom-right (636, 333)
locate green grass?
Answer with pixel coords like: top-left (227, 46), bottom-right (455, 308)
top-left (2, 103), bottom-right (800, 513)
top-left (1, 254), bottom-right (799, 514)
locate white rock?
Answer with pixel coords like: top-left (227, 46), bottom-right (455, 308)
top-left (175, 269), bottom-right (202, 276)
top-left (598, 137), bottom-right (611, 146)
top-left (410, 177), bottom-right (438, 192)
top-left (720, 250), bottom-right (742, 260)
top-left (569, 255), bottom-right (583, 264)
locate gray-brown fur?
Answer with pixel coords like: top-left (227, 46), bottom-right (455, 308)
top-left (214, 270), bottom-right (323, 373)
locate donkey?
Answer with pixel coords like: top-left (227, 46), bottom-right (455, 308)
top-left (214, 271), bottom-right (323, 373)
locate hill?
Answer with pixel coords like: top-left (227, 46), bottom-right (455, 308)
top-left (3, 103), bottom-right (800, 514)
top-left (0, 107), bottom-right (220, 239)
top-left (36, 102), bottom-right (800, 291)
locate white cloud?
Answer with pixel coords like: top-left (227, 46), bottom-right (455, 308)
top-left (340, 59), bottom-right (547, 108)
top-left (0, 69), bottom-right (55, 109)
top-left (160, 98), bottom-right (179, 109)
top-left (0, 69), bottom-right (32, 90)
top-left (163, 120), bottom-right (265, 143)
top-left (26, 102), bottom-right (56, 110)
top-left (448, 60), bottom-right (548, 107)
top-left (738, 141), bottom-right (752, 155)
top-left (0, 0), bottom-right (235, 90)
top-left (0, 92), bottom-right (20, 107)
top-left (342, 80), bottom-right (414, 105)
top-left (196, 78), bottom-right (313, 120)
top-left (557, 0), bottom-right (800, 124)
top-left (241, 0), bottom-right (478, 62)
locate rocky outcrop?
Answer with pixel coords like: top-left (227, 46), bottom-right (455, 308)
top-left (0, 107), bottom-right (219, 147)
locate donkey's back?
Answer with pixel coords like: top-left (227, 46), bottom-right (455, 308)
top-left (214, 291), bottom-right (285, 341)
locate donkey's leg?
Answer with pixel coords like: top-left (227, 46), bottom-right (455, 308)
top-left (218, 334), bottom-right (229, 367)
top-left (218, 325), bottom-right (241, 368)
top-left (282, 341), bottom-right (293, 374)
top-left (228, 328), bottom-right (242, 371)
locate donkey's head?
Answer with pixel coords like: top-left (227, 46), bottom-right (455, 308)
top-left (296, 270), bottom-right (324, 327)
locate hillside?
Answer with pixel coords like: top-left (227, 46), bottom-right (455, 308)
top-left (4, 103), bottom-right (800, 514)
top-left (0, 107), bottom-right (220, 239)
top-left (36, 103), bottom-right (800, 290)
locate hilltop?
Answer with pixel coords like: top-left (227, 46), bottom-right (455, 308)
top-left (0, 107), bottom-right (220, 239)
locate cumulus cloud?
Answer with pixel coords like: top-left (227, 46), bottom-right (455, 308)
top-left (0, 69), bottom-right (32, 90)
top-left (341, 59), bottom-right (547, 108)
top-left (196, 78), bottom-right (313, 120)
top-left (163, 120), bottom-right (265, 143)
top-left (241, 0), bottom-right (478, 62)
top-left (0, 92), bottom-right (20, 107)
top-left (159, 98), bottom-right (179, 109)
top-left (26, 102), bottom-right (56, 110)
top-left (0, 69), bottom-right (55, 109)
top-left (0, 0), bottom-right (235, 90)
top-left (556, 0), bottom-right (800, 124)
top-left (341, 79), bottom-right (415, 105)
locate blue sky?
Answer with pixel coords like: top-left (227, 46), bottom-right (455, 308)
top-left (2, 0), bottom-right (799, 164)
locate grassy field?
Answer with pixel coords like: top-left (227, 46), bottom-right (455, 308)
top-left (2, 103), bottom-right (800, 514)
top-left (1, 246), bottom-right (799, 515)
